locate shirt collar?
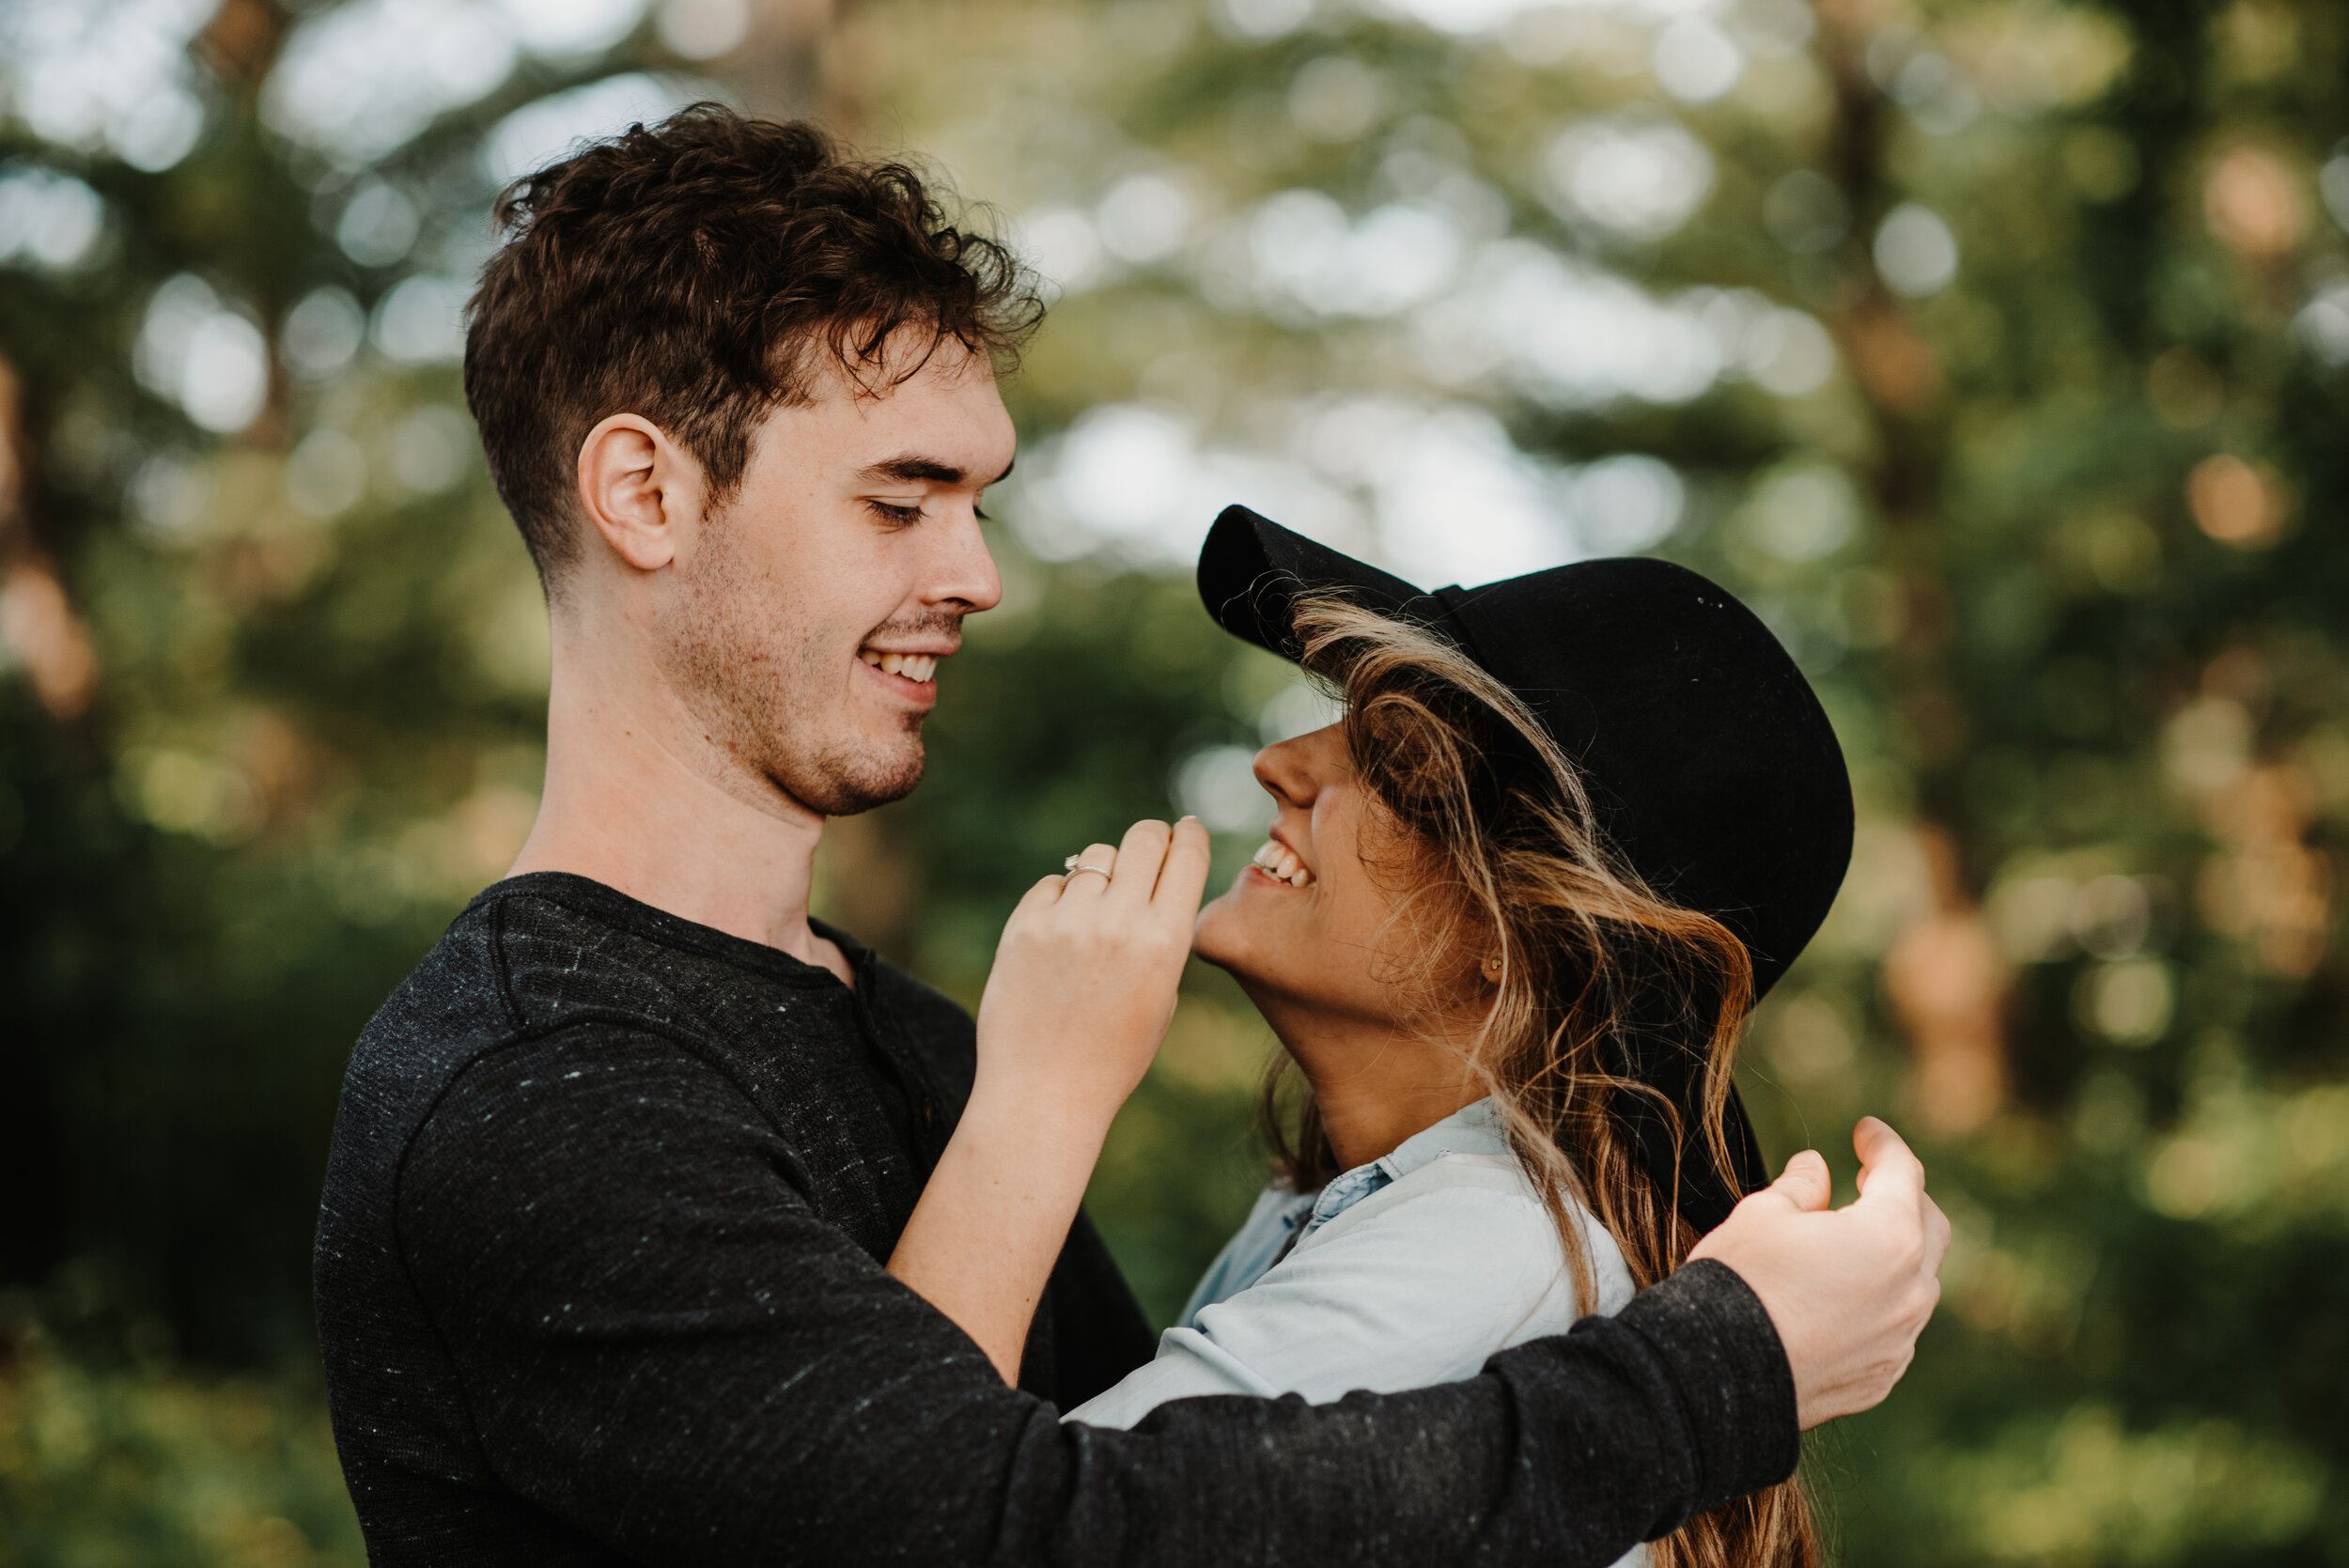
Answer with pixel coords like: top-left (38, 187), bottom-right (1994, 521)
top-left (1302, 1096), bottom-right (1509, 1234)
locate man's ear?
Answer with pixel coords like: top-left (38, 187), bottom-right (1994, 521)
top-left (576, 413), bottom-right (703, 573)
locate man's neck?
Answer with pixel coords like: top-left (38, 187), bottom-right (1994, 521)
top-left (507, 642), bottom-right (853, 987)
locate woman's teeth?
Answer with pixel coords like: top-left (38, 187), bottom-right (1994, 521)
top-left (1252, 840), bottom-right (1314, 888)
top-left (859, 649), bottom-right (937, 683)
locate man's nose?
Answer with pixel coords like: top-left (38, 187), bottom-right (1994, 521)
top-left (923, 507), bottom-right (1003, 613)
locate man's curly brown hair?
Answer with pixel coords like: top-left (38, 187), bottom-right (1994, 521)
top-left (464, 105), bottom-right (1043, 586)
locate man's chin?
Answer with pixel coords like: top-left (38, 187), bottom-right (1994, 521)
top-left (785, 740), bottom-right (926, 817)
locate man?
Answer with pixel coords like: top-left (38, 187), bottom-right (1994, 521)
top-left (314, 107), bottom-right (1948, 1564)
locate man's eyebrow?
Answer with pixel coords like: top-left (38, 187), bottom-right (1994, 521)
top-left (859, 454), bottom-right (1017, 487)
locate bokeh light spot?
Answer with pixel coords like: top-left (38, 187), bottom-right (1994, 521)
top-left (1874, 203), bottom-right (1959, 297)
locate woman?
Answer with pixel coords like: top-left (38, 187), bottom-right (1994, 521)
top-left (892, 507), bottom-right (1854, 1568)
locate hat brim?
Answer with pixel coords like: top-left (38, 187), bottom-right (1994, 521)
top-left (1197, 505), bottom-right (1451, 659)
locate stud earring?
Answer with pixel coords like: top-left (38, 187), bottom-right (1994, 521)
top-left (1482, 955), bottom-right (1503, 978)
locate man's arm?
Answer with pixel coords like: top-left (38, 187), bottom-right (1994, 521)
top-left (398, 1025), bottom-right (1797, 1568)
top-left (1691, 1116), bottom-right (1952, 1428)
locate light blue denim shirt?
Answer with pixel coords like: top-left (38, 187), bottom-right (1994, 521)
top-left (1066, 1097), bottom-right (1640, 1427)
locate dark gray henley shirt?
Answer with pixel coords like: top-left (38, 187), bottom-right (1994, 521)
top-left (313, 872), bottom-right (1798, 1564)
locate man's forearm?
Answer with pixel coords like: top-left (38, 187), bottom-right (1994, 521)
top-left (1579, 1260), bottom-right (1803, 1535)
top-left (983, 1261), bottom-right (1799, 1566)
top-left (885, 1233), bottom-right (1798, 1563)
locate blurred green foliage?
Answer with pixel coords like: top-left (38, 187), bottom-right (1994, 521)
top-left (0, 1285), bottom-right (363, 1566)
top-left (8, 0), bottom-right (2349, 1560)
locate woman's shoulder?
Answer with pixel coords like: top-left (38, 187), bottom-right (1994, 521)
top-left (1301, 1148), bottom-right (1641, 1316)
top-left (1307, 1150), bottom-right (1558, 1242)
top-left (1178, 1185), bottom-right (1317, 1324)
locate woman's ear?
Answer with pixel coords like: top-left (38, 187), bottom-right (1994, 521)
top-left (576, 413), bottom-right (702, 573)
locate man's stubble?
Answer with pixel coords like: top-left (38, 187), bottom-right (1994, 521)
top-left (663, 520), bottom-right (935, 820)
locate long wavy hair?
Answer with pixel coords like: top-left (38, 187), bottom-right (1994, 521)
top-left (1257, 593), bottom-right (1818, 1568)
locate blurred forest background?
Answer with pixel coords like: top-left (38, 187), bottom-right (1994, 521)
top-left (4, 0), bottom-right (2348, 1560)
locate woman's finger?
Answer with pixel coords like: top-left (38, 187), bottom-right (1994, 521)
top-left (1105, 819), bottom-right (1172, 906)
top-left (1060, 842), bottom-right (1119, 899)
top-left (1152, 815), bottom-right (1213, 910)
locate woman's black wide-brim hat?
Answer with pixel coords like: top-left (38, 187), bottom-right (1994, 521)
top-left (1197, 504), bottom-right (1854, 1234)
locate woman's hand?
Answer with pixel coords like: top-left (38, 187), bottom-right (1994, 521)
top-left (889, 816), bottom-right (1212, 1384)
top-left (974, 816), bottom-right (1213, 1130)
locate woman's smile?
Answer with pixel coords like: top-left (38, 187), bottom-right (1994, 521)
top-left (1247, 836), bottom-right (1315, 888)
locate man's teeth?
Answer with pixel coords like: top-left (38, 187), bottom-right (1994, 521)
top-left (859, 649), bottom-right (937, 683)
top-left (1251, 840), bottom-right (1314, 888)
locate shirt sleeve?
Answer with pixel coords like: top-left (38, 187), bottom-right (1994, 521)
top-left (1066, 1180), bottom-right (1584, 1430)
top-left (1175, 1186), bottom-right (1309, 1326)
top-left (397, 1023), bottom-right (1799, 1567)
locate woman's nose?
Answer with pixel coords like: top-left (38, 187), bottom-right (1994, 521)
top-left (1252, 733), bottom-right (1324, 808)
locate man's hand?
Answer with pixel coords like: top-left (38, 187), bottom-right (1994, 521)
top-left (1688, 1116), bottom-right (1951, 1429)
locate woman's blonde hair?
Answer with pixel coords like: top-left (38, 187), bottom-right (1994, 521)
top-left (1259, 593), bottom-right (1818, 1568)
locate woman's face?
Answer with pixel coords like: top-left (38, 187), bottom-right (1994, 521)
top-left (1194, 723), bottom-right (1442, 1028)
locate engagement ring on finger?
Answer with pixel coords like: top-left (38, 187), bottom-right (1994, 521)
top-left (1063, 855), bottom-right (1113, 880)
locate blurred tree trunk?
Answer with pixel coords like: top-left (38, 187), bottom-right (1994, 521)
top-left (732, 0), bottom-right (858, 129)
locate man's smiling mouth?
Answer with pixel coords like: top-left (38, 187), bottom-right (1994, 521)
top-left (858, 648), bottom-right (939, 684)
